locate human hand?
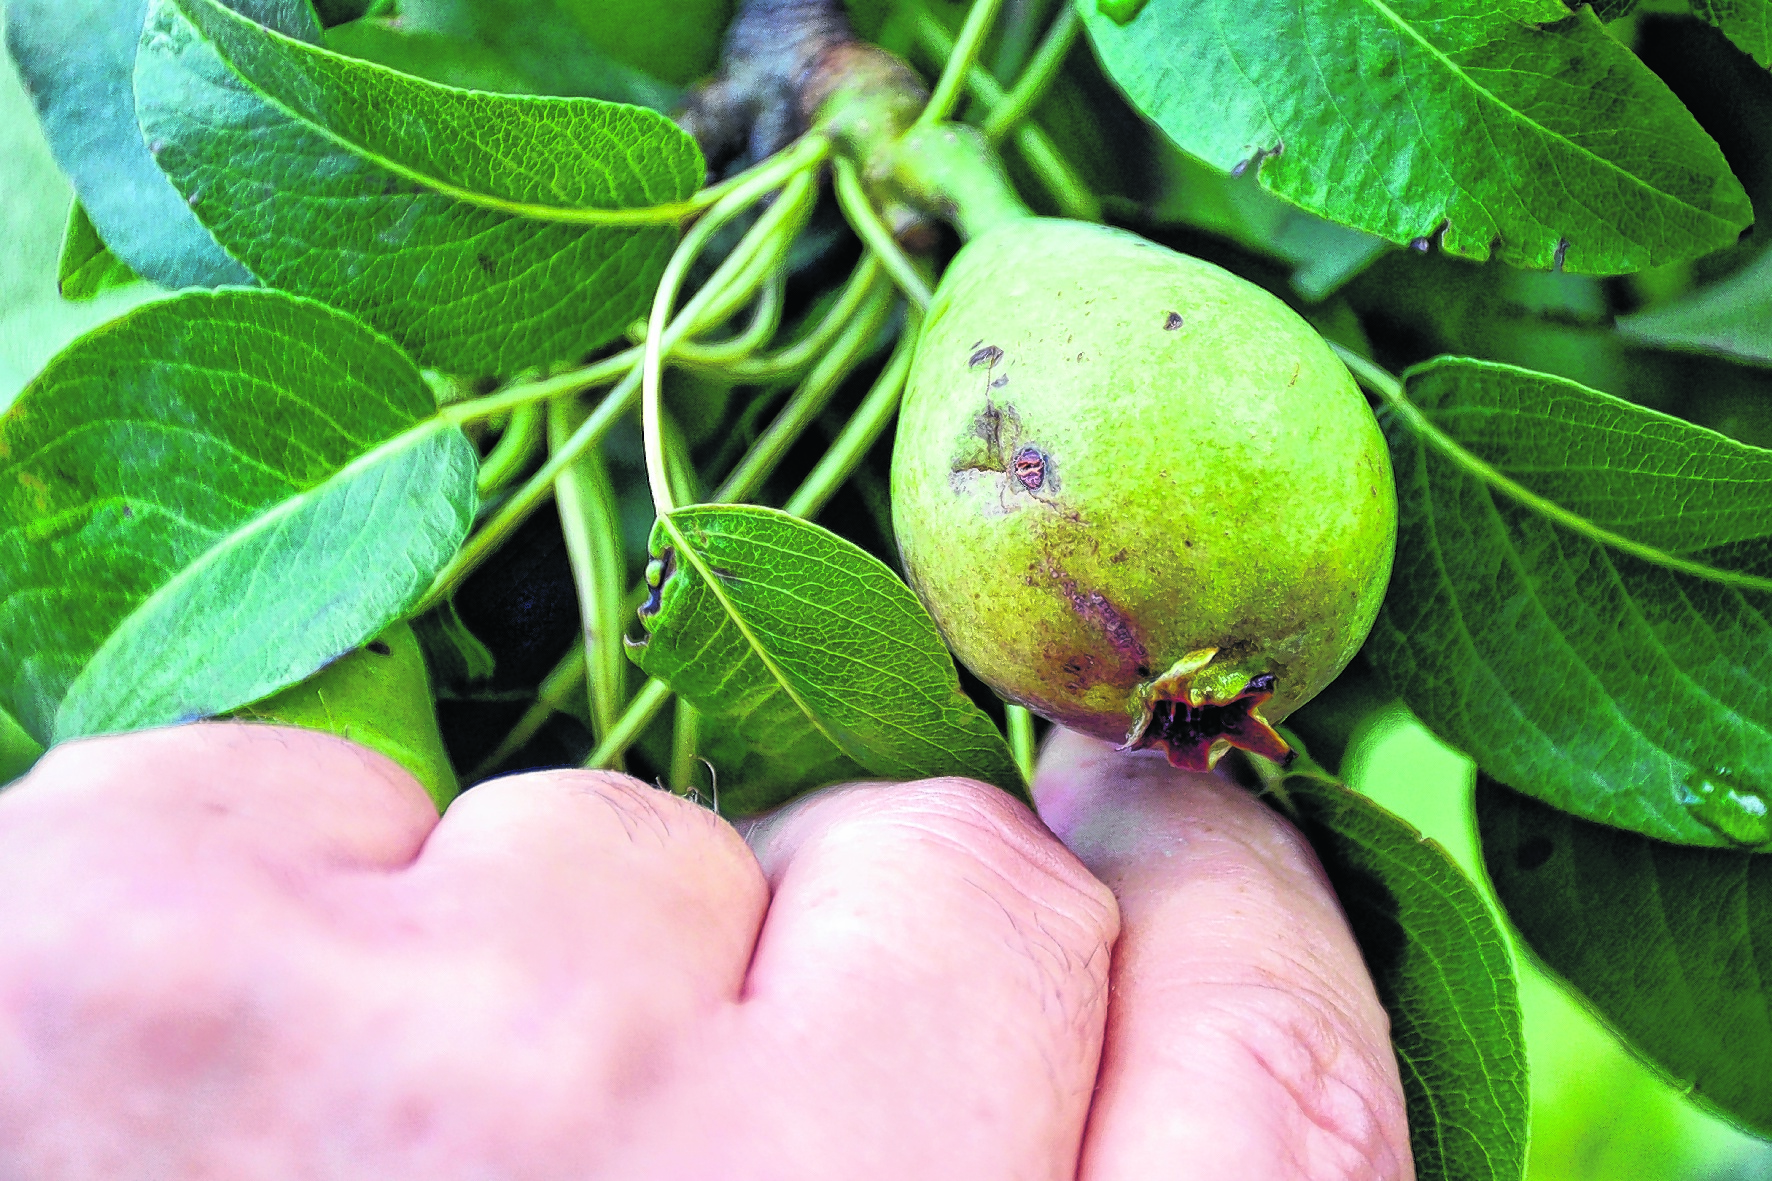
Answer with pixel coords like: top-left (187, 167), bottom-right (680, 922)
top-left (0, 723), bottom-right (1410, 1179)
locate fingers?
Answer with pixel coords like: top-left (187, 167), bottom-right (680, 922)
top-left (1, 722), bottom-right (439, 873)
top-left (737, 778), bottom-right (1119, 1181)
top-left (413, 769), bottom-right (769, 1001)
top-left (1033, 728), bottom-right (1412, 1181)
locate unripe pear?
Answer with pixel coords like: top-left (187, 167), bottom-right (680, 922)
top-left (892, 219), bottom-right (1396, 770)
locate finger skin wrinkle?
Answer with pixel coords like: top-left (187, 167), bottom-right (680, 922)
top-left (1168, 980), bottom-right (1407, 1180)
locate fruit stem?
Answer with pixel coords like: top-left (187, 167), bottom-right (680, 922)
top-left (887, 120), bottom-right (1035, 240)
top-left (1006, 703), bottom-right (1037, 784)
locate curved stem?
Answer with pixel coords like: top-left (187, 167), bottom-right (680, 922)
top-left (920, 0), bottom-right (1007, 126)
top-left (714, 280), bottom-right (898, 503)
top-left (833, 158), bottom-right (934, 307)
top-left (673, 274), bottom-right (785, 366)
top-left (549, 394), bottom-right (630, 746)
top-left (981, 5), bottom-right (1077, 141)
top-left (783, 309), bottom-right (919, 518)
top-left (643, 151), bottom-right (826, 518)
top-left (474, 401), bottom-right (542, 497)
top-left (717, 255), bottom-right (883, 383)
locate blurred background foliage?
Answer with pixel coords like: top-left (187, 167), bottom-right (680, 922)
top-left (7, 0), bottom-right (1772, 1172)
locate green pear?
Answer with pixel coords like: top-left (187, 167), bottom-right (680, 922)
top-left (892, 219), bottom-right (1396, 771)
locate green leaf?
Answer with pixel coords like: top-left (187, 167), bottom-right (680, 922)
top-left (628, 504), bottom-right (1023, 814)
top-left (3, 0), bottom-right (315, 288)
top-left (1371, 356), bottom-right (1772, 848)
top-left (0, 705), bottom-right (42, 788)
top-left (1477, 774), bottom-right (1772, 1137)
top-left (1273, 751), bottom-right (1527, 1181)
top-left (1150, 148), bottom-right (1389, 300)
top-left (236, 621), bottom-right (460, 811)
top-left (56, 199), bottom-right (145, 301)
top-left (134, 0), bottom-right (705, 374)
top-left (348, 0), bottom-right (683, 108)
top-left (1080, 0), bottom-right (1753, 273)
top-left (1690, 0), bottom-right (1772, 69)
top-left (0, 288), bottom-right (477, 746)
top-left (1617, 248), bottom-right (1772, 368)
top-left (0, 48), bottom-right (161, 405)
top-left (548, 0), bottom-right (730, 86)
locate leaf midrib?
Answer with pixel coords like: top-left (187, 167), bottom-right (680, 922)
top-left (168, 0), bottom-right (700, 228)
top-left (53, 416), bottom-right (456, 740)
top-left (1355, 0), bottom-right (1734, 227)
top-left (1379, 369), bottom-right (1772, 594)
top-left (659, 511), bottom-right (861, 774)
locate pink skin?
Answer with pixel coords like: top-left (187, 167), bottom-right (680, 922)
top-left (0, 723), bottom-right (1410, 1180)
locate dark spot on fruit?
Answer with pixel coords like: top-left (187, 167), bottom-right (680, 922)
top-left (1516, 837), bottom-right (1554, 872)
top-left (1183, 539), bottom-right (1194, 548)
top-left (1289, 363), bottom-right (1300, 386)
top-left (1136, 663), bottom-right (1151, 676)
top-left (1049, 567), bottom-right (1147, 667)
top-left (1164, 312), bottom-right (1183, 330)
top-left (1110, 548), bottom-right (1128, 564)
top-left (366, 640), bottom-right (393, 656)
top-left (121, 504), bottom-right (134, 519)
top-left (1012, 446), bottom-right (1046, 491)
top-left (969, 345), bottom-right (1003, 369)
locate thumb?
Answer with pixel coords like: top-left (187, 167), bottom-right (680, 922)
top-left (1032, 727), bottom-right (1413, 1181)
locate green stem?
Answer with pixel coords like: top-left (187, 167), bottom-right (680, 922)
top-left (673, 275), bottom-right (785, 366)
top-left (833, 158), bottom-right (934, 307)
top-left (920, 0), bottom-right (1007, 125)
top-left (643, 151), bottom-right (826, 517)
top-left (442, 347), bottom-right (641, 425)
top-left (469, 644), bottom-right (587, 781)
top-left (1006, 703), bottom-right (1036, 784)
top-left (981, 5), bottom-right (1078, 141)
top-left (714, 280), bottom-right (898, 503)
top-left (714, 255), bottom-right (883, 383)
top-left (421, 143), bottom-right (824, 611)
top-left (890, 121), bottom-right (1034, 240)
top-left (548, 395), bottom-right (629, 747)
top-left (669, 699), bottom-right (702, 794)
top-left (912, 8), bottom-right (1097, 221)
top-left (474, 401), bottom-right (542, 496)
top-left (783, 310), bottom-right (920, 518)
top-left (586, 678), bottom-right (674, 769)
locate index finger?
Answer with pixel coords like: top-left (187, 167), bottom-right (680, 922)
top-left (1033, 728), bottom-right (1412, 1181)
